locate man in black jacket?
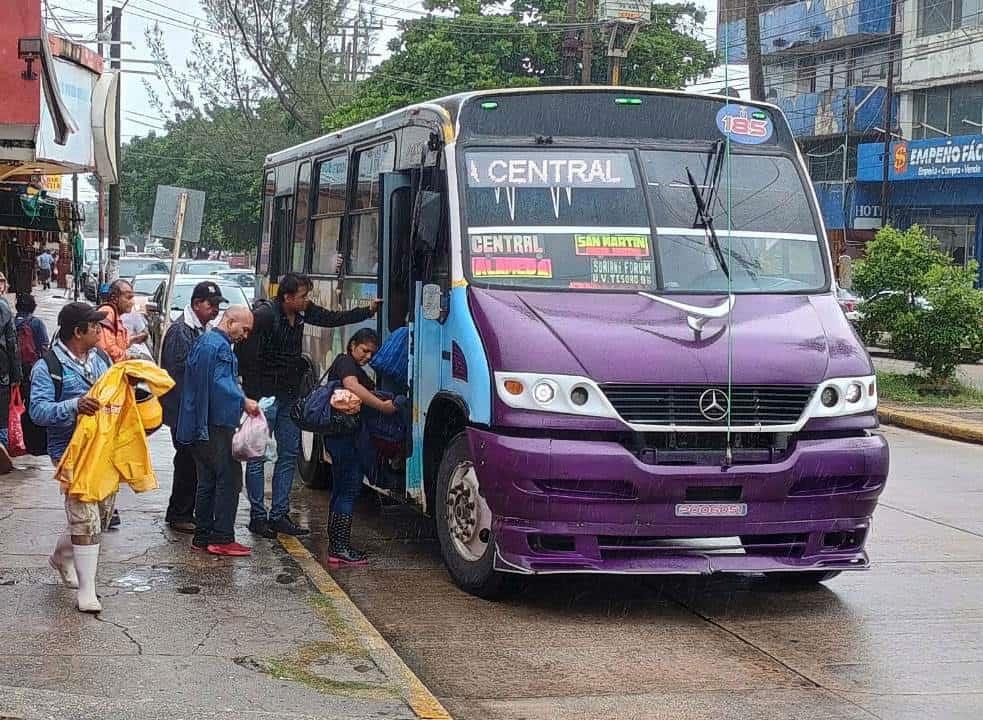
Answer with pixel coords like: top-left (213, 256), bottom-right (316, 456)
top-left (237, 272), bottom-right (379, 537)
top-left (0, 272), bottom-right (20, 473)
top-left (160, 281), bottom-right (223, 532)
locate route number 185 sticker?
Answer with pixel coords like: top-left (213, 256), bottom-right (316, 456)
top-left (716, 105), bottom-right (773, 145)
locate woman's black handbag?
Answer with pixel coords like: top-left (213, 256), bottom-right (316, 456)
top-left (290, 376), bottom-right (360, 437)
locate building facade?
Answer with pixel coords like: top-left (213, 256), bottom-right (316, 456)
top-left (854, 0), bottom-right (983, 282)
top-left (717, 0), bottom-right (900, 262)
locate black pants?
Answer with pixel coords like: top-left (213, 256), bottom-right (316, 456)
top-left (191, 426), bottom-right (241, 546)
top-left (166, 428), bottom-right (198, 524)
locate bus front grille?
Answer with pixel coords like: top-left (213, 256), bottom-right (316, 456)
top-left (600, 384), bottom-right (815, 427)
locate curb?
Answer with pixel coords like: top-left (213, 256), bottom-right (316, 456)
top-left (878, 404), bottom-right (983, 444)
top-left (278, 534), bottom-right (452, 720)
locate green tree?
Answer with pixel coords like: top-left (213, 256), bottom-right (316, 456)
top-left (324, 2), bottom-right (717, 130)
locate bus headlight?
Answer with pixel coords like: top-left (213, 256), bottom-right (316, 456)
top-left (807, 375), bottom-right (877, 418)
top-left (495, 372), bottom-right (619, 419)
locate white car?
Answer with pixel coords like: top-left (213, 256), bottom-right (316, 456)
top-left (145, 275), bottom-right (251, 358)
top-left (215, 270), bottom-right (256, 301)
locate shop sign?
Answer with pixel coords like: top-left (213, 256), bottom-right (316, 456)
top-left (859, 134), bottom-right (983, 182)
top-left (598, 0), bottom-right (651, 22)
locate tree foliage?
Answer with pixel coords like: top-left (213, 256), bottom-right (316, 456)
top-left (324, 2), bottom-right (716, 130)
top-left (853, 225), bottom-right (983, 383)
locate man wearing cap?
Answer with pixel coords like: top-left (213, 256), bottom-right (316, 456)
top-left (30, 303), bottom-right (113, 612)
top-left (160, 281), bottom-right (224, 534)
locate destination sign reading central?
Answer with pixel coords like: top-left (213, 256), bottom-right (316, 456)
top-left (467, 151), bottom-right (635, 189)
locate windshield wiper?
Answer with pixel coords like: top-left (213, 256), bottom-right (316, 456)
top-left (685, 140), bottom-right (730, 280)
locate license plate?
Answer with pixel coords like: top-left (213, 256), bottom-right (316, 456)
top-left (675, 502), bottom-right (747, 517)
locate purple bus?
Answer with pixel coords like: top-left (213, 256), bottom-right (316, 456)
top-left (260, 88), bottom-right (889, 598)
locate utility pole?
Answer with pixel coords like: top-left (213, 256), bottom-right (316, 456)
top-left (72, 173), bottom-right (79, 301)
top-left (96, 0), bottom-right (105, 287)
top-left (745, 0), bottom-right (765, 100)
top-left (107, 5), bottom-right (122, 283)
top-left (562, 0), bottom-right (580, 84)
top-left (880, 0), bottom-right (899, 228)
top-left (581, 0), bottom-right (595, 84)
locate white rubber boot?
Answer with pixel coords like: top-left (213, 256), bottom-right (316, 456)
top-left (72, 544), bottom-right (102, 613)
top-left (48, 533), bottom-right (79, 588)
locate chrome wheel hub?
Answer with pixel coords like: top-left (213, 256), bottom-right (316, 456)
top-left (445, 462), bottom-right (491, 562)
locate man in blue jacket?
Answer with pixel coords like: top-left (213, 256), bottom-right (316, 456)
top-left (176, 306), bottom-right (259, 556)
top-left (160, 281), bottom-right (223, 534)
top-left (30, 303), bottom-right (112, 613)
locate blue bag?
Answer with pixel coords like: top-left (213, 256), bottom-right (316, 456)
top-left (370, 327), bottom-right (409, 388)
top-left (289, 378), bottom-right (360, 437)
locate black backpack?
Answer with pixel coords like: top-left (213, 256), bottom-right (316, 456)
top-left (22, 347), bottom-right (111, 456)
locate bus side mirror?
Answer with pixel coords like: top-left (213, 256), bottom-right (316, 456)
top-left (421, 284), bottom-right (442, 321)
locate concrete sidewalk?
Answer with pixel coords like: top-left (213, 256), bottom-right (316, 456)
top-left (872, 353), bottom-right (983, 391)
top-left (0, 288), bottom-right (420, 720)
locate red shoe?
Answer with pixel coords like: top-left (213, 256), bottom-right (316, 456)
top-left (207, 542), bottom-right (252, 556)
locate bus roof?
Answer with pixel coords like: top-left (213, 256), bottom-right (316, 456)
top-left (264, 86), bottom-right (787, 168)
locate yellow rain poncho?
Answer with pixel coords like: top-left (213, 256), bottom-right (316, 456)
top-left (55, 359), bottom-right (175, 503)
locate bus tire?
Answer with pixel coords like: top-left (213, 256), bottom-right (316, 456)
top-left (299, 430), bottom-right (332, 490)
top-left (435, 433), bottom-right (510, 600)
top-left (764, 570), bottom-right (842, 589)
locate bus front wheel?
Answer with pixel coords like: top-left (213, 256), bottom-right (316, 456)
top-left (435, 433), bottom-right (510, 600)
top-left (299, 430), bottom-right (332, 490)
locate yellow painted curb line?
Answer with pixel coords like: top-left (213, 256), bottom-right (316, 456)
top-left (878, 404), bottom-right (983, 444)
top-left (278, 534), bottom-right (452, 720)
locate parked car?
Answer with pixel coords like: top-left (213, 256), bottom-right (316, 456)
top-left (836, 287), bottom-right (861, 324)
top-left (176, 259), bottom-right (231, 275)
top-left (215, 270), bottom-right (256, 301)
top-left (144, 276), bottom-right (250, 358)
top-left (856, 290), bottom-right (933, 324)
top-left (83, 256), bottom-right (172, 301)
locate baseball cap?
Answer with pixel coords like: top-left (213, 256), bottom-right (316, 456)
top-left (191, 281), bottom-right (226, 305)
top-left (58, 302), bottom-right (108, 329)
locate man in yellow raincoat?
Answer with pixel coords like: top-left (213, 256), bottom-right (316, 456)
top-left (30, 303), bottom-right (174, 613)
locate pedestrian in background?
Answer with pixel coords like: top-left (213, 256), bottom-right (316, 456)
top-left (237, 272), bottom-right (379, 539)
top-left (177, 306), bottom-right (259, 556)
top-left (96, 280), bottom-right (145, 364)
top-left (30, 303), bottom-right (112, 612)
top-left (15, 293), bottom-right (48, 388)
top-left (36, 248), bottom-right (53, 291)
top-left (160, 281), bottom-right (223, 534)
top-left (0, 275), bottom-right (21, 473)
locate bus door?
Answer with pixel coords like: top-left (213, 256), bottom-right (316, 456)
top-left (378, 172), bottom-right (413, 345)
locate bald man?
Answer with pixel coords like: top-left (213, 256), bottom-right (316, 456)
top-left (176, 305), bottom-right (260, 556)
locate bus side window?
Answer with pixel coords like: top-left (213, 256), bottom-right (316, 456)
top-left (348, 141), bottom-right (395, 276)
top-left (257, 171), bottom-right (275, 276)
top-left (388, 186), bottom-right (413, 332)
top-left (292, 161), bottom-right (312, 273)
top-left (311, 153), bottom-right (348, 275)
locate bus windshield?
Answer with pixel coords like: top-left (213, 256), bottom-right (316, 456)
top-left (463, 148), bottom-right (827, 293)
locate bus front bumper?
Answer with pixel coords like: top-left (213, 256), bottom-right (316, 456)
top-left (466, 428), bottom-right (889, 576)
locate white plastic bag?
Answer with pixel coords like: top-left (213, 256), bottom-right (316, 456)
top-left (232, 410), bottom-right (270, 461)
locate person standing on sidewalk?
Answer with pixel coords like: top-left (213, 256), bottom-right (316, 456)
top-left (36, 249), bottom-right (53, 290)
top-left (237, 273), bottom-right (380, 539)
top-left (96, 280), bottom-right (148, 364)
top-left (0, 274), bottom-right (21, 473)
top-left (177, 306), bottom-right (259, 556)
top-left (160, 281), bottom-right (223, 534)
top-left (30, 303), bottom-right (112, 612)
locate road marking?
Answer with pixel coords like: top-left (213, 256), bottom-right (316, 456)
top-left (278, 534), bottom-right (452, 720)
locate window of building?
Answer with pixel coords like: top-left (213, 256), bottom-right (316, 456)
top-left (918, 0), bottom-right (983, 35)
top-left (912, 82), bottom-right (983, 138)
top-left (910, 211), bottom-right (977, 265)
top-left (346, 141), bottom-right (394, 276)
top-left (311, 152), bottom-right (348, 274)
top-left (805, 140), bottom-right (857, 183)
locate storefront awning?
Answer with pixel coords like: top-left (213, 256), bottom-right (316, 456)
top-left (0, 187), bottom-right (76, 233)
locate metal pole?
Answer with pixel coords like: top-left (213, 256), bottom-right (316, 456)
top-left (880, 0), bottom-right (899, 228)
top-left (581, 0), bottom-right (594, 84)
top-left (745, 0), bottom-right (766, 100)
top-left (157, 192), bottom-right (189, 363)
top-left (72, 173), bottom-right (79, 301)
top-left (107, 5), bottom-right (122, 283)
top-left (96, 0), bottom-right (105, 289)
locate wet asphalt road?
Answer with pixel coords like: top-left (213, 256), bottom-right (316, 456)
top-left (297, 425), bottom-right (982, 720)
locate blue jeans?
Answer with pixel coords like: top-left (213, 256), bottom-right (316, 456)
top-left (323, 435), bottom-right (363, 516)
top-left (191, 426), bottom-right (241, 546)
top-left (245, 397), bottom-right (300, 522)
top-left (0, 428), bottom-right (7, 448)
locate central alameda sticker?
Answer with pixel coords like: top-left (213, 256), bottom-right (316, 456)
top-left (716, 105), bottom-right (773, 145)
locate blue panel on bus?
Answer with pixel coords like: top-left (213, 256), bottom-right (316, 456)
top-left (441, 285), bottom-right (491, 424)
